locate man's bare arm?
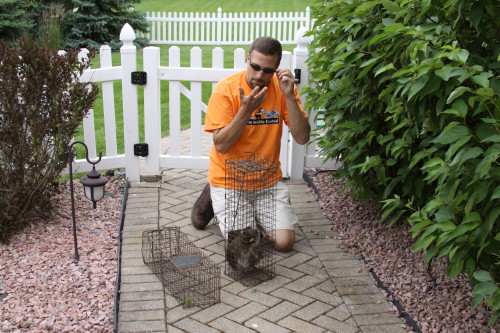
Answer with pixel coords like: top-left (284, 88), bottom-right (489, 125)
top-left (213, 86), bottom-right (267, 154)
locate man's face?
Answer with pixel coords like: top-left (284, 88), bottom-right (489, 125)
top-left (246, 51), bottom-right (280, 89)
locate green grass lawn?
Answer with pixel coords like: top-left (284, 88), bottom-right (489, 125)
top-left (76, 0), bottom-right (312, 157)
top-left (134, 0), bottom-right (313, 13)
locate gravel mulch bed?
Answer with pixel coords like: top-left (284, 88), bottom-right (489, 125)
top-left (0, 176), bottom-right (124, 333)
top-left (305, 168), bottom-right (499, 333)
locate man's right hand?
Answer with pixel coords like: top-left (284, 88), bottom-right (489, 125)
top-left (239, 86), bottom-right (267, 115)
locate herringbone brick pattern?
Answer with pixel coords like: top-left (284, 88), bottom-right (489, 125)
top-left (117, 169), bottom-right (406, 333)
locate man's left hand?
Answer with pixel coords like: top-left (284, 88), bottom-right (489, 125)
top-left (276, 69), bottom-right (295, 96)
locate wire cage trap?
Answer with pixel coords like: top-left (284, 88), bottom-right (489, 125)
top-left (142, 227), bottom-right (220, 308)
top-left (224, 153), bottom-right (278, 287)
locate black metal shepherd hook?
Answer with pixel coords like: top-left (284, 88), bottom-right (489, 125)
top-left (68, 141), bottom-right (108, 261)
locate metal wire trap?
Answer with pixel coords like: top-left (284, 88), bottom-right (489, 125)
top-left (224, 153), bottom-right (279, 287)
top-left (142, 227), bottom-right (220, 308)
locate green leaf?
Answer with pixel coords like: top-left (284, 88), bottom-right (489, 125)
top-left (413, 235), bottom-right (437, 251)
top-left (447, 86), bottom-right (471, 104)
top-left (474, 270), bottom-right (493, 283)
top-left (354, 1), bottom-right (381, 13)
top-left (435, 221), bottom-right (456, 231)
top-left (424, 199), bottom-right (445, 211)
top-left (450, 99), bottom-right (468, 118)
top-left (408, 75), bottom-right (430, 100)
top-left (492, 185), bottom-right (500, 200)
top-left (448, 258), bottom-right (464, 278)
top-left (434, 207), bottom-right (455, 222)
top-left (457, 49), bottom-right (469, 63)
top-left (471, 72), bottom-right (493, 88)
top-left (380, 0), bottom-right (400, 12)
top-left (463, 212), bottom-right (481, 224)
top-left (470, 3), bottom-right (483, 31)
top-left (432, 123), bottom-right (469, 145)
top-left (481, 134), bottom-right (500, 143)
top-left (384, 23), bottom-right (406, 32)
top-left (359, 57), bottom-right (379, 68)
top-left (409, 150), bottom-right (432, 169)
top-left (424, 246), bottom-right (439, 266)
top-left (375, 63), bottom-right (395, 77)
top-left (471, 293), bottom-right (484, 308)
top-left (446, 136), bottom-right (473, 163)
top-left (475, 87), bottom-right (494, 97)
top-left (435, 66), bottom-right (455, 81)
top-left (457, 147), bottom-right (483, 167)
top-left (473, 282), bottom-right (498, 296)
top-left (409, 219), bottom-right (432, 235)
top-left (484, 206), bottom-right (500, 234)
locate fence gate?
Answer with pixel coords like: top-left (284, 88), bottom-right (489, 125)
top-left (72, 24), bottom-right (337, 182)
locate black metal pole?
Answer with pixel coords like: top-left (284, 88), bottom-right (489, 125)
top-left (68, 141), bottom-right (104, 262)
top-left (69, 141), bottom-right (80, 261)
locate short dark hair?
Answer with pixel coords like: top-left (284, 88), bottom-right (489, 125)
top-left (249, 37), bottom-right (282, 64)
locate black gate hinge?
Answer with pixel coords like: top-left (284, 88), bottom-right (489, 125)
top-left (131, 71), bottom-right (147, 85)
top-left (134, 143), bottom-right (149, 157)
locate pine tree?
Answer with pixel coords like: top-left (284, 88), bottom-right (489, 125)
top-left (62, 0), bottom-right (148, 50)
top-left (0, 0), bottom-right (35, 43)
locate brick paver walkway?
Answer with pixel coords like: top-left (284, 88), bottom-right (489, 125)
top-left (117, 167), bottom-right (407, 333)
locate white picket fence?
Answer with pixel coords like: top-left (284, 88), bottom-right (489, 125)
top-left (69, 24), bottom-right (335, 182)
top-left (139, 7), bottom-right (312, 45)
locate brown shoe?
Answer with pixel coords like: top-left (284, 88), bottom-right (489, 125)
top-left (191, 183), bottom-right (214, 230)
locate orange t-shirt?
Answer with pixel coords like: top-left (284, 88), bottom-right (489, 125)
top-left (204, 70), bottom-right (305, 188)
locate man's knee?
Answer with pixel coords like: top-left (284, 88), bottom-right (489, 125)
top-left (274, 229), bottom-right (295, 252)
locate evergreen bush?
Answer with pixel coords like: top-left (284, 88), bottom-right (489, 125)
top-left (0, 37), bottom-right (98, 242)
top-left (0, 0), bottom-right (34, 43)
top-left (305, 0), bottom-right (499, 323)
top-left (62, 0), bottom-right (149, 51)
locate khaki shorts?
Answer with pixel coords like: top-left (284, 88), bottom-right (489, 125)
top-left (210, 181), bottom-right (298, 238)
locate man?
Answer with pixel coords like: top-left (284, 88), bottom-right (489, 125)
top-left (191, 37), bottom-right (310, 252)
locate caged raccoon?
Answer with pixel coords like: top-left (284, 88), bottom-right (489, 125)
top-left (226, 227), bottom-right (266, 271)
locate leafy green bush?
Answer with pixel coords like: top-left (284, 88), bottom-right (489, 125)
top-left (0, 37), bottom-right (98, 242)
top-left (305, 0), bottom-right (499, 323)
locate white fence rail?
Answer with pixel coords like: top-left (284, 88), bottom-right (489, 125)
top-left (139, 7), bottom-right (312, 45)
top-left (68, 24), bottom-right (336, 182)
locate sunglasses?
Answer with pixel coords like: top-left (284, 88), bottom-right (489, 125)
top-left (248, 61), bottom-right (277, 74)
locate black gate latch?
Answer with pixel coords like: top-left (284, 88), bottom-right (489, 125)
top-left (134, 143), bottom-right (149, 157)
top-left (131, 71), bottom-right (147, 85)
top-left (294, 69), bottom-right (301, 84)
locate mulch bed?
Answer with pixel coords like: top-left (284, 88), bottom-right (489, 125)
top-left (0, 177), bottom-right (124, 333)
top-left (304, 168), bottom-right (499, 333)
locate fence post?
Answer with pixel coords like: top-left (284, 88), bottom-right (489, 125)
top-left (120, 23), bottom-right (140, 182)
top-left (289, 26), bottom-right (311, 179)
top-left (217, 7), bottom-right (222, 44)
top-left (143, 46), bottom-right (161, 174)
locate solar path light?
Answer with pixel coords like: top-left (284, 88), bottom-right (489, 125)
top-left (68, 141), bottom-right (108, 261)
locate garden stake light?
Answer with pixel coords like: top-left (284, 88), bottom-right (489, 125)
top-left (68, 141), bottom-right (108, 261)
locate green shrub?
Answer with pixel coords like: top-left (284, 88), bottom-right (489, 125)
top-left (305, 0), bottom-right (499, 323)
top-left (0, 36), bottom-right (98, 242)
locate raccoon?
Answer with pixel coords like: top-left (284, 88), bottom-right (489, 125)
top-left (226, 227), bottom-right (265, 271)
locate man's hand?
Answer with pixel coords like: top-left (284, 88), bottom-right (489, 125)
top-left (276, 69), bottom-right (295, 96)
top-left (239, 86), bottom-right (267, 115)
top-left (213, 86), bottom-right (267, 154)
